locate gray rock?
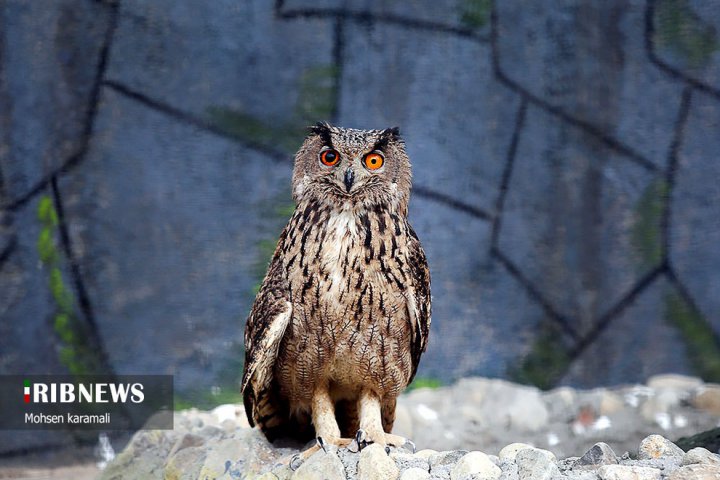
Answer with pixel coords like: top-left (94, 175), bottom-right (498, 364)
top-left (597, 465), bottom-right (661, 480)
top-left (693, 385), bottom-right (720, 416)
top-left (292, 450), bottom-right (346, 480)
top-left (338, 447), bottom-right (360, 479)
top-left (392, 451), bottom-right (430, 472)
top-left (498, 443), bottom-right (535, 462)
top-left (638, 435), bottom-right (685, 460)
top-left (574, 442), bottom-right (619, 468)
top-left (515, 448), bottom-right (560, 480)
top-left (667, 464), bottom-right (720, 480)
top-left (647, 375), bottom-right (703, 391)
top-left (683, 448), bottom-right (720, 467)
top-left (429, 450), bottom-right (469, 479)
top-left (357, 444), bottom-right (400, 480)
top-left (401, 467), bottom-right (432, 480)
top-left (450, 451), bottom-right (501, 480)
top-left (164, 445), bottom-right (206, 480)
top-left (167, 433), bottom-right (206, 459)
top-left (498, 460), bottom-right (519, 480)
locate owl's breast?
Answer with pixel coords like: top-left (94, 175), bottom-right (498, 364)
top-left (276, 202), bottom-right (416, 402)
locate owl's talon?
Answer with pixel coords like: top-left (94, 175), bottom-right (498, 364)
top-left (289, 454), bottom-right (303, 471)
top-left (355, 429), bottom-right (369, 450)
top-left (316, 436), bottom-right (328, 453)
top-left (403, 439), bottom-right (416, 453)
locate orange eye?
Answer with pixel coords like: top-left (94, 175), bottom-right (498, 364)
top-left (364, 152), bottom-right (384, 170)
top-left (320, 149), bottom-right (340, 166)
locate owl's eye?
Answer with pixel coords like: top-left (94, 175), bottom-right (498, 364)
top-left (364, 152), bottom-right (384, 170)
top-left (320, 149), bottom-right (340, 166)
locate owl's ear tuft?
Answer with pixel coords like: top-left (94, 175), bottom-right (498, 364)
top-left (375, 126), bottom-right (403, 150)
top-left (309, 122), bottom-right (333, 147)
top-left (385, 126), bottom-right (401, 138)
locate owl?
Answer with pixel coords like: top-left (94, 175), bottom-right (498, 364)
top-left (242, 123), bottom-right (431, 455)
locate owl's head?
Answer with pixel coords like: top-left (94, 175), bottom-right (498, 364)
top-left (291, 123), bottom-right (412, 214)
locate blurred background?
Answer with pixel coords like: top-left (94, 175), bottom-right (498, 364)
top-left (1, 0), bottom-right (719, 459)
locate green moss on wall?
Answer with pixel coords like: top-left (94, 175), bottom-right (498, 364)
top-left (459, 0), bottom-right (491, 29)
top-left (631, 179), bottom-right (668, 271)
top-left (207, 63), bottom-right (340, 153)
top-left (509, 324), bottom-right (572, 390)
top-left (664, 291), bottom-right (720, 382)
top-left (655, 0), bottom-right (719, 69)
top-left (36, 195), bottom-right (103, 375)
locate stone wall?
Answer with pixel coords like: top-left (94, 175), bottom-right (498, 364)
top-left (1, 0), bottom-right (719, 451)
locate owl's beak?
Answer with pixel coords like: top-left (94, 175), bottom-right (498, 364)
top-left (343, 168), bottom-right (355, 193)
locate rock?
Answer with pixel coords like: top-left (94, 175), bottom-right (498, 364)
top-left (480, 381), bottom-right (549, 432)
top-left (400, 467), bottom-right (431, 480)
top-left (515, 447), bottom-right (560, 480)
top-left (647, 375), bottom-right (703, 391)
top-left (574, 442), bottom-right (619, 467)
top-left (693, 386), bottom-right (720, 415)
top-left (599, 391), bottom-right (626, 416)
top-left (498, 443), bottom-right (535, 462)
top-left (683, 448), bottom-right (720, 467)
top-left (543, 387), bottom-right (577, 421)
top-left (416, 449), bottom-right (439, 459)
top-left (498, 460), bottom-right (520, 480)
top-left (292, 450), bottom-right (346, 480)
top-left (198, 438), bottom-right (245, 479)
top-left (167, 433), bottom-right (205, 459)
top-left (357, 444), bottom-right (399, 480)
top-left (391, 452), bottom-right (430, 472)
top-left (667, 464), bottom-right (720, 480)
top-left (163, 446), bottom-right (205, 480)
top-left (638, 435), bottom-right (685, 460)
top-left (429, 450), bottom-right (469, 479)
top-left (450, 451), bottom-right (501, 480)
top-left (597, 465), bottom-right (661, 480)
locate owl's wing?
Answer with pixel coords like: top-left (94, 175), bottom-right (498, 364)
top-left (241, 252), bottom-right (292, 427)
top-left (406, 224), bottom-right (432, 380)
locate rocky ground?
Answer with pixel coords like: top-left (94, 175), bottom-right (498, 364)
top-left (96, 374), bottom-right (720, 479)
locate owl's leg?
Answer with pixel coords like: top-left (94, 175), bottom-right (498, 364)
top-left (356, 391), bottom-right (412, 452)
top-left (289, 387), bottom-right (353, 469)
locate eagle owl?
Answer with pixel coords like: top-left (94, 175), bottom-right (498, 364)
top-left (242, 123), bottom-right (431, 452)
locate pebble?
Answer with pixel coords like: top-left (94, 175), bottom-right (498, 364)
top-left (357, 444), bottom-right (399, 480)
top-left (647, 374), bottom-right (703, 391)
top-left (515, 447), bottom-right (560, 480)
top-left (693, 385), bottom-right (720, 415)
top-left (450, 451), bottom-right (501, 480)
top-left (574, 442), bottom-right (619, 467)
top-left (683, 448), bottom-right (720, 467)
top-left (400, 467), bottom-right (431, 480)
top-left (597, 465), bottom-right (661, 480)
top-left (498, 443), bottom-right (534, 462)
top-left (293, 450), bottom-right (346, 480)
top-left (638, 434), bottom-right (685, 460)
top-left (391, 451), bottom-right (430, 472)
top-left (667, 464), bottom-right (720, 480)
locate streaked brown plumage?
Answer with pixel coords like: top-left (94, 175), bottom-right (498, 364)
top-left (242, 123), bottom-right (431, 449)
